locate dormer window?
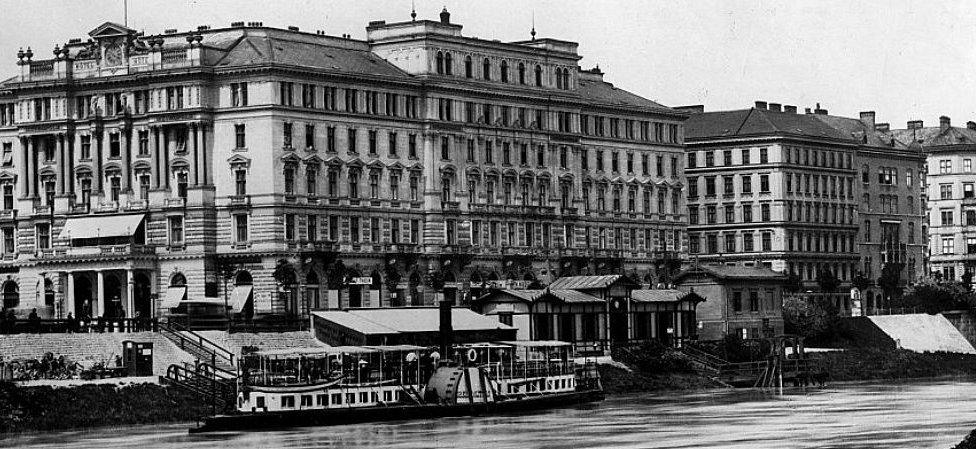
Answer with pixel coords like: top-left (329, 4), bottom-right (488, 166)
top-left (483, 58), bottom-right (491, 81)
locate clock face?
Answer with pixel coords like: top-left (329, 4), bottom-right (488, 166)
top-left (104, 44), bottom-right (124, 67)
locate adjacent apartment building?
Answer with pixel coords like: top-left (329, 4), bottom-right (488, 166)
top-left (890, 116), bottom-right (976, 281)
top-left (0, 10), bottom-right (688, 320)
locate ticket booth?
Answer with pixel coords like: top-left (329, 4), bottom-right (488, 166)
top-left (122, 341), bottom-right (154, 376)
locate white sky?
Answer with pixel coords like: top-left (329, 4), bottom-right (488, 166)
top-left (0, 0), bottom-right (972, 128)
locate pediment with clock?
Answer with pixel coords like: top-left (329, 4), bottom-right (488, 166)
top-left (88, 22), bottom-right (138, 70)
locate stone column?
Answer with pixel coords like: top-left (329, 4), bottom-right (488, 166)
top-left (95, 270), bottom-right (105, 318)
top-left (191, 123), bottom-right (200, 186)
top-left (126, 269), bottom-right (135, 319)
top-left (151, 126), bottom-right (160, 188)
top-left (20, 137), bottom-right (29, 197)
top-left (121, 127), bottom-right (131, 192)
top-left (26, 137), bottom-right (36, 198)
top-left (66, 272), bottom-right (75, 318)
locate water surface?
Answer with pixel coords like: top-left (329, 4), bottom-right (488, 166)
top-left (4, 379), bottom-right (975, 448)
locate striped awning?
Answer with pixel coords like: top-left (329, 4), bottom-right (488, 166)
top-left (229, 285), bottom-right (253, 311)
top-left (160, 286), bottom-right (187, 309)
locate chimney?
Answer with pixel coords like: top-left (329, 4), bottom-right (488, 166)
top-left (754, 101), bottom-right (767, 110)
top-left (968, 121), bottom-right (976, 130)
top-left (940, 116), bottom-right (951, 131)
top-left (804, 108), bottom-right (812, 114)
top-left (438, 299), bottom-right (454, 359)
top-left (875, 123), bottom-right (890, 132)
top-left (783, 105), bottom-right (797, 114)
top-left (859, 111), bottom-right (876, 129)
top-left (440, 7), bottom-right (451, 24)
top-left (813, 103), bottom-right (828, 115)
top-left (768, 103), bottom-right (782, 112)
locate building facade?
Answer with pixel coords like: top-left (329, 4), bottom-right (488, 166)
top-left (674, 264), bottom-right (785, 340)
top-left (890, 116), bottom-right (976, 281)
top-left (0, 11), bottom-right (687, 320)
top-left (816, 112), bottom-right (926, 309)
top-left (683, 102), bottom-right (860, 312)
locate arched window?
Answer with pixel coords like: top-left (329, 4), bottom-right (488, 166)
top-left (556, 68), bottom-right (563, 89)
top-left (562, 69), bottom-right (570, 90)
top-left (444, 52), bottom-right (453, 75)
top-left (44, 279), bottom-right (54, 307)
top-left (483, 58), bottom-right (491, 81)
top-left (2, 281), bottom-right (18, 310)
top-left (235, 271), bottom-right (253, 286)
top-left (500, 60), bottom-right (509, 83)
top-left (464, 55), bottom-right (473, 78)
top-left (170, 273), bottom-right (187, 287)
top-left (435, 51), bottom-right (444, 74)
top-left (518, 63), bottom-right (526, 84)
top-left (535, 65), bottom-right (543, 86)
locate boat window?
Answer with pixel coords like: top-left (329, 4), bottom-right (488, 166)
top-left (332, 393), bottom-right (342, 405)
top-left (256, 396), bottom-right (265, 408)
top-left (317, 394), bottom-right (327, 406)
top-left (301, 395), bottom-right (313, 407)
top-left (360, 392), bottom-right (369, 403)
top-left (346, 393), bottom-right (356, 404)
top-left (383, 391), bottom-right (392, 402)
top-left (281, 396), bottom-right (295, 408)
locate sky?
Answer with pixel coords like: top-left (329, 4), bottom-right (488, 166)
top-left (0, 0), bottom-right (972, 128)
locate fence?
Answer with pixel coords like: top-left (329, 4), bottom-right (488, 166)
top-left (0, 318), bottom-right (158, 334)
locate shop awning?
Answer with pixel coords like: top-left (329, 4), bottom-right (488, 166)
top-left (160, 286), bottom-right (187, 310)
top-left (58, 214), bottom-right (145, 240)
top-left (229, 285), bottom-right (253, 311)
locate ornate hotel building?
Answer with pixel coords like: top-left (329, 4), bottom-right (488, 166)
top-left (891, 117), bottom-right (976, 282)
top-left (0, 10), bottom-right (688, 320)
top-left (682, 103), bottom-right (925, 312)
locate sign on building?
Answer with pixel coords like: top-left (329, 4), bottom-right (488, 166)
top-left (350, 277), bottom-right (373, 285)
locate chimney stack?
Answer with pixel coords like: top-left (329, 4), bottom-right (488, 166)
top-left (768, 103), bottom-right (782, 112)
top-left (440, 7), bottom-right (451, 24)
top-left (783, 105), bottom-right (797, 114)
top-left (813, 103), bottom-right (828, 115)
top-left (438, 299), bottom-right (454, 359)
top-left (859, 111), bottom-right (876, 129)
top-left (754, 101), bottom-right (767, 110)
top-left (907, 120), bottom-right (924, 130)
top-left (940, 116), bottom-right (951, 131)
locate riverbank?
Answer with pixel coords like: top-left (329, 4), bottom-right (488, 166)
top-left (597, 365), bottom-right (715, 394)
top-left (808, 348), bottom-right (976, 382)
top-left (0, 381), bottom-right (211, 433)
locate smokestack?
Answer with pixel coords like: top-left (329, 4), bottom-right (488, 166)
top-left (940, 116), bottom-right (951, 131)
top-left (859, 111), bottom-right (876, 129)
top-left (439, 299), bottom-right (454, 359)
top-left (754, 101), bottom-right (767, 110)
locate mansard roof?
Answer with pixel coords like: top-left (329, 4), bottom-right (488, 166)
top-left (812, 114), bottom-right (911, 151)
top-left (888, 125), bottom-right (976, 150)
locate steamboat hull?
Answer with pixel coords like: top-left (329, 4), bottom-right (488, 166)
top-left (190, 389), bottom-right (605, 433)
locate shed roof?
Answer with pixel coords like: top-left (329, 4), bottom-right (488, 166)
top-left (547, 275), bottom-right (635, 290)
top-left (631, 289), bottom-right (703, 303)
top-left (312, 307), bottom-right (513, 336)
top-left (675, 265), bottom-right (787, 283)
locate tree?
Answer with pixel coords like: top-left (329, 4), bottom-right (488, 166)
top-left (877, 262), bottom-right (906, 300)
top-left (851, 272), bottom-right (871, 292)
top-left (782, 295), bottom-right (840, 342)
top-left (816, 268), bottom-right (840, 294)
top-left (963, 271), bottom-right (974, 292)
top-left (896, 277), bottom-right (976, 314)
top-left (783, 271), bottom-right (803, 294)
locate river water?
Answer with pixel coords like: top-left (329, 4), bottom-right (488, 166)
top-left (4, 378), bottom-right (976, 448)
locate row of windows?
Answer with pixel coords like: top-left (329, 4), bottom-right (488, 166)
top-left (689, 232), bottom-right (773, 254)
top-left (788, 261), bottom-right (856, 283)
top-left (580, 115), bottom-right (679, 143)
top-left (688, 147), bottom-right (769, 168)
top-left (785, 201), bottom-right (856, 225)
top-left (580, 149), bottom-right (680, 177)
top-left (277, 82), bottom-right (421, 118)
top-left (936, 182), bottom-right (976, 201)
top-left (0, 104), bottom-right (15, 126)
top-left (688, 174), bottom-right (770, 198)
top-left (730, 290), bottom-right (776, 313)
top-left (785, 173), bottom-right (854, 199)
top-left (935, 235), bottom-right (976, 255)
top-left (786, 231), bottom-right (856, 253)
top-left (433, 51), bottom-right (568, 89)
top-left (936, 158), bottom-right (976, 175)
top-left (689, 203), bottom-right (772, 225)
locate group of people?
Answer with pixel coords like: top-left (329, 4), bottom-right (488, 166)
top-left (0, 307), bottom-right (156, 334)
top-left (0, 352), bottom-right (81, 381)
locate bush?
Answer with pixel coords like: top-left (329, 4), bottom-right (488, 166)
top-left (611, 341), bottom-right (692, 375)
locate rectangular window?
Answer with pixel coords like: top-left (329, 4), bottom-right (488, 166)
top-left (760, 174), bottom-right (770, 192)
top-left (408, 134), bottom-right (417, 158)
top-left (761, 232), bottom-right (772, 251)
top-left (283, 122), bottom-right (293, 148)
top-left (231, 82), bottom-right (248, 107)
top-left (235, 215), bottom-right (248, 242)
top-left (389, 132), bottom-right (398, 157)
top-left (169, 216), bottom-right (184, 245)
top-left (307, 215), bottom-right (318, 241)
top-left (305, 124), bottom-right (315, 150)
top-left (347, 128), bottom-right (357, 153)
top-left (943, 237), bottom-right (955, 255)
top-left (235, 124), bottom-right (246, 148)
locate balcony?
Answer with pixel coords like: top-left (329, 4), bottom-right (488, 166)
top-left (0, 209), bottom-right (15, 221)
top-left (229, 195), bottom-right (250, 206)
top-left (442, 201), bottom-right (461, 212)
top-left (126, 199), bottom-right (149, 211)
top-left (33, 205), bottom-right (53, 215)
top-left (164, 197), bottom-right (186, 208)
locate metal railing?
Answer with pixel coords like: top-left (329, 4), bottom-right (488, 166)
top-left (158, 321), bottom-right (235, 368)
top-left (0, 317), bottom-right (158, 334)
